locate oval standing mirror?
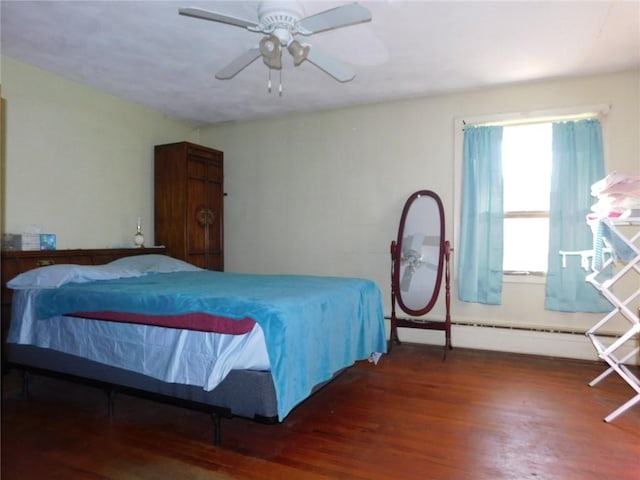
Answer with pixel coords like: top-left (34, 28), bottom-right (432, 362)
top-left (389, 190), bottom-right (452, 358)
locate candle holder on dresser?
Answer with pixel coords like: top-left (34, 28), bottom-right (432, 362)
top-left (134, 217), bottom-right (145, 248)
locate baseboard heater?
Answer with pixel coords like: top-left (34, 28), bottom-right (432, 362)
top-left (450, 320), bottom-right (621, 338)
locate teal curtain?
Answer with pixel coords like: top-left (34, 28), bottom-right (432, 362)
top-left (458, 125), bottom-right (504, 304)
top-left (545, 119), bottom-right (610, 312)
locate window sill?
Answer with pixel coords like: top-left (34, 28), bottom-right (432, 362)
top-left (503, 273), bottom-right (546, 285)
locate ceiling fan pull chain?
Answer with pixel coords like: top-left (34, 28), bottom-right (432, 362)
top-left (279, 68), bottom-right (283, 97)
top-left (267, 68), bottom-right (272, 93)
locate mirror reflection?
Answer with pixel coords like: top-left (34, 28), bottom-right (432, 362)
top-left (399, 195), bottom-right (442, 310)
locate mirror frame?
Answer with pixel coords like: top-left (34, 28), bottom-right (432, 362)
top-left (391, 190), bottom-right (445, 317)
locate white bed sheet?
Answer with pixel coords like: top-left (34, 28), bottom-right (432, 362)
top-left (7, 289), bottom-right (271, 391)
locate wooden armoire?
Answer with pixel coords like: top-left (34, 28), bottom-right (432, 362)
top-left (154, 142), bottom-right (224, 271)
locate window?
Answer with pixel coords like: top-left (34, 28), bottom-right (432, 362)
top-left (502, 122), bottom-right (552, 275)
top-left (455, 105), bottom-right (609, 308)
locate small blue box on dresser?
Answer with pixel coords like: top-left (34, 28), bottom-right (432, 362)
top-left (40, 234), bottom-right (57, 250)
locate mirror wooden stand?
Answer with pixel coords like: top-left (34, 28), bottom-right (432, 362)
top-left (388, 190), bottom-right (452, 359)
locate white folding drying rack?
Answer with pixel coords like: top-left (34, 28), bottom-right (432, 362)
top-left (585, 216), bottom-right (640, 422)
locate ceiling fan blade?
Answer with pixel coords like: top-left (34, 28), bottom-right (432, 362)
top-left (215, 47), bottom-right (262, 80)
top-left (297, 3), bottom-right (371, 35)
top-left (400, 266), bottom-right (414, 292)
top-left (305, 47), bottom-right (356, 82)
top-left (179, 7), bottom-right (259, 29)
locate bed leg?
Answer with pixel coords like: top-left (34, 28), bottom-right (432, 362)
top-left (21, 370), bottom-right (30, 398)
top-left (211, 413), bottom-right (222, 446)
top-left (106, 390), bottom-right (116, 418)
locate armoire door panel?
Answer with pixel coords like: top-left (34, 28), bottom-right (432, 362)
top-left (207, 180), bottom-right (224, 253)
top-left (207, 162), bottom-right (223, 182)
top-left (187, 176), bottom-right (207, 253)
top-left (187, 158), bottom-right (207, 178)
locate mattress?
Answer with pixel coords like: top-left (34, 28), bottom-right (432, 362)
top-left (22, 270), bottom-right (387, 419)
top-left (8, 289), bottom-right (271, 392)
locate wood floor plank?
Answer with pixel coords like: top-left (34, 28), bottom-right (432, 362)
top-left (2, 344), bottom-right (639, 479)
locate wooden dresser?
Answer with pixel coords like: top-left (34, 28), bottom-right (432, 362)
top-left (1, 247), bottom-right (165, 367)
top-left (154, 142), bottom-right (224, 271)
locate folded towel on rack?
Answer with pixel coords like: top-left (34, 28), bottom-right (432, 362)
top-left (591, 172), bottom-right (640, 217)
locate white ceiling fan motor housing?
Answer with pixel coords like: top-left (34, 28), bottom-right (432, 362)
top-left (256, 1), bottom-right (305, 44)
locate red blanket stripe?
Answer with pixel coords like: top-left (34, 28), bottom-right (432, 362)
top-left (70, 311), bottom-right (256, 335)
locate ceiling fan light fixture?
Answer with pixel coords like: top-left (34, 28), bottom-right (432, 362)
top-left (287, 40), bottom-right (310, 66)
top-left (259, 34), bottom-right (282, 69)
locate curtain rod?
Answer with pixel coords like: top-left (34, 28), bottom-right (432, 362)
top-left (460, 103), bottom-right (611, 128)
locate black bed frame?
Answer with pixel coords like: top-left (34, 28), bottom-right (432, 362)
top-left (8, 344), bottom-right (280, 445)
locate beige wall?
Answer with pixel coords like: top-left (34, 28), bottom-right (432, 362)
top-left (2, 53), bottom-right (639, 358)
top-left (1, 56), bottom-right (198, 248)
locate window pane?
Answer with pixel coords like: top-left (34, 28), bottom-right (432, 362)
top-left (503, 217), bottom-right (549, 272)
top-left (502, 123), bottom-right (552, 212)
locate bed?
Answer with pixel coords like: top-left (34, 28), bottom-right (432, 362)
top-left (5, 253), bottom-right (387, 444)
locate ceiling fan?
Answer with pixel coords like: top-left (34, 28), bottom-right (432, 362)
top-left (179, 1), bottom-right (372, 84)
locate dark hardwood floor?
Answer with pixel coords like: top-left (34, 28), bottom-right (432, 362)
top-left (2, 344), bottom-right (639, 480)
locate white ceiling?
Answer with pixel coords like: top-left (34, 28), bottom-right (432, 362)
top-left (2, 1), bottom-right (639, 125)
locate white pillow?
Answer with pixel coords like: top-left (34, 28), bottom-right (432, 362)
top-left (108, 254), bottom-right (202, 273)
top-left (7, 264), bottom-right (141, 290)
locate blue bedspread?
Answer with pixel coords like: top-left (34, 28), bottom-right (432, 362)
top-left (34, 271), bottom-right (387, 420)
